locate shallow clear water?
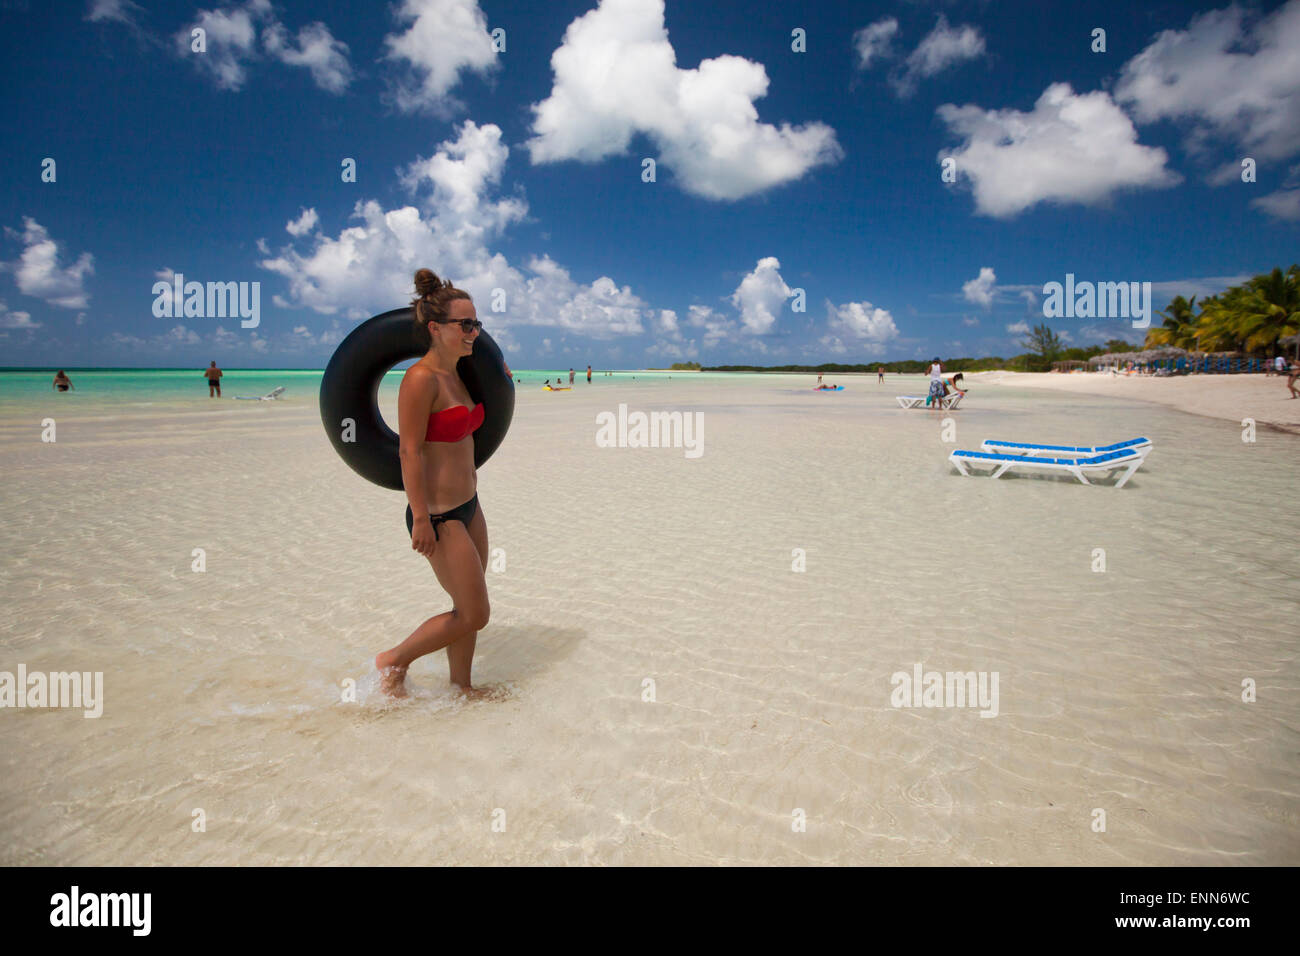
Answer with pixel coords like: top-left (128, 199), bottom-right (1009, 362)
top-left (1, 373), bottom-right (1296, 864)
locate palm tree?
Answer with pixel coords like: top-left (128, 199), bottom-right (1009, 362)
top-left (1194, 291), bottom-right (1241, 352)
top-left (1146, 295), bottom-right (1197, 349)
top-left (1229, 266), bottom-right (1300, 354)
top-left (1144, 267), bottom-right (1300, 359)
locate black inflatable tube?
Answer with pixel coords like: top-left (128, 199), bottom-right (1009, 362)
top-left (319, 307), bottom-right (514, 491)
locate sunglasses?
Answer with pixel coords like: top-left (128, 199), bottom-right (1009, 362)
top-left (433, 318), bottom-right (483, 333)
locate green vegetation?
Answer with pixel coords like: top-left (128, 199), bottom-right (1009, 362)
top-left (1145, 265), bottom-right (1299, 354)
top-left (669, 361), bottom-right (701, 370)
top-left (1019, 323), bottom-right (1063, 371)
top-left (704, 344), bottom-right (1137, 374)
top-left (702, 266), bottom-right (1297, 372)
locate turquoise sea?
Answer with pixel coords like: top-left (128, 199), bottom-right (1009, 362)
top-left (0, 367), bottom-right (782, 408)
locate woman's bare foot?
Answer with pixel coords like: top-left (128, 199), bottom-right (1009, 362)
top-left (375, 651), bottom-right (409, 698)
top-left (454, 682), bottom-right (510, 702)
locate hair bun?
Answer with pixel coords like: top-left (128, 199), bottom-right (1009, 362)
top-left (414, 268), bottom-right (441, 297)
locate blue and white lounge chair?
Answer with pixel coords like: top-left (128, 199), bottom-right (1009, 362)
top-left (897, 393), bottom-right (963, 410)
top-left (949, 446), bottom-right (1148, 487)
top-left (980, 436), bottom-right (1151, 458)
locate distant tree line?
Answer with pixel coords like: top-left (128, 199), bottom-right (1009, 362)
top-left (695, 266), bottom-right (1298, 374)
top-left (705, 339), bottom-right (1139, 375)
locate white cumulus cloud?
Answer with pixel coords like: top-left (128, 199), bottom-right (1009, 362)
top-left (175, 0), bottom-right (351, 93)
top-left (730, 257), bottom-right (791, 334)
top-left (1251, 163), bottom-right (1300, 221)
top-left (962, 267), bottom-right (996, 308)
top-left (892, 15), bottom-right (985, 97)
top-left (86, 0), bottom-right (144, 26)
top-left (827, 300), bottom-right (899, 343)
top-left (263, 20), bottom-right (352, 94)
top-left (526, 0), bottom-right (841, 200)
top-left (383, 0), bottom-right (498, 114)
top-left (937, 83), bottom-right (1180, 217)
top-left (259, 121), bottom-right (647, 340)
top-left (286, 208), bottom-right (319, 237)
top-left (4, 218), bottom-right (94, 309)
top-left (0, 300), bottom-right (38, 329)
top-left (1115, 1), bottom-right (1300, 166)
top-left (853, 18), bottom-right (898, 70)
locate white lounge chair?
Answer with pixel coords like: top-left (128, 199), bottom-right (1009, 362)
top-left (981, 436), bottom-right (1151, 458)
top-left (949, 446), bottom-right (1147, 488)
top-left (235, 386), bottom-right (286, 401)
top-left (896, 393), bottom-right (963, 410)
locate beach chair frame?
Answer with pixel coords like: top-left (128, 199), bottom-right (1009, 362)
top-left (949, 448), bottom-right (1147, 488)
top-left (896, 393), bottom-right (963, 410)
top-left (980, 437), bottom-right (1151, 459)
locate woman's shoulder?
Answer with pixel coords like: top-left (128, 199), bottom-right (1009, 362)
top-left (400, 362), bottom-right (441, 397)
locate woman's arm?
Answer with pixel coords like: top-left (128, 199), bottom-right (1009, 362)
top-left (398, 368), bottom-right (436, 551)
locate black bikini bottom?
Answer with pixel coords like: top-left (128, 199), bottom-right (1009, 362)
top-left (405, 494), bottom-right (478, 541)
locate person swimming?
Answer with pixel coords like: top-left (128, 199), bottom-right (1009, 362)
top-left (52, 370), bottom-right (74, 392)
top-left (373, 268), bottom-right (494, 700)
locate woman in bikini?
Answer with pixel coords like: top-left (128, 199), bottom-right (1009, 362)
top-left (375, 269), bottom-right (493, 698)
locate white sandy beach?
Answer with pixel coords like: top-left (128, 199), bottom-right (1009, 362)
top-left (971, 370), bottom-right (1300, 431)
top-left (1, 373), bottom-right (1297, 865)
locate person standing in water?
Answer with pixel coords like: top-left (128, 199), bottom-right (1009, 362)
top-left (52, 370), bottom-right (74, 391)
top-left (204, 361), bottom-right (223, 397)
top-left (586, 365), bottom-right (592, 383)
top-left (926, 357), bottom-right (944, 407)
top-left (374, 268), bottom-right (494, 699)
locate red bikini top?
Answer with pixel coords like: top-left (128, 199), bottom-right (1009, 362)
top-left (426, 402), bottom-right (484, 443)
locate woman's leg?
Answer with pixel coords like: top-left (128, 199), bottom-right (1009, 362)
top-left (445, 504), bottom-right (488, 687)
top-left (376, 520), bottom-right (489, 694)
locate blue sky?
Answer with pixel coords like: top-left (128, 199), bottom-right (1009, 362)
top-left (1, 0), bottom-right (1297, 368)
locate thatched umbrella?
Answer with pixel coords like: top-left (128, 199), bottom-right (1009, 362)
top-left (1281, 333), bottom-right (1300, 361)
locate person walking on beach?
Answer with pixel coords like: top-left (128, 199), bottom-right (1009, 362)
top-left (586, 365), bottom-right (592, 383)
top-left (52, 370), bottom-right (74, 392)
top-left (375, 268), bottom-right (495, 699)
top-left (1287, 364), bottom-right (1300, 399)
top-left (569, 368), bottom-right (575, 385)
top-left (926, 357), bottom-right (944, 407)
top-left (878, 366), bottom-right (885, 383)
top-left (204, 361), bottom-right (223, 397)
top-left (817, 373), bottom-right (823, 386)
top-left (1275, 355), bottom-right (1287, 376)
